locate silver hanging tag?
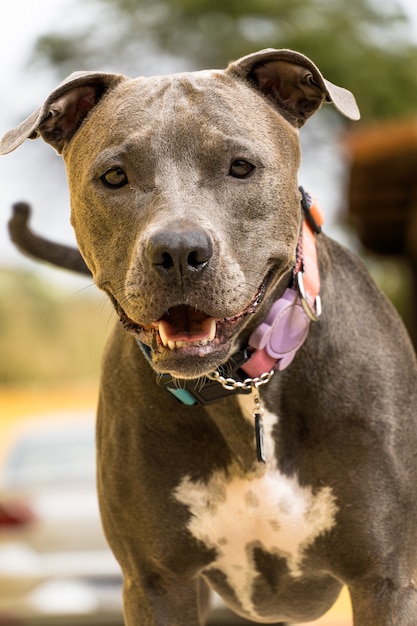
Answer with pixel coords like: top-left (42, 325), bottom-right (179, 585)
top-left (252, 384), bottom-right (266, 463)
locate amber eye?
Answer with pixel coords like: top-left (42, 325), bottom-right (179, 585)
top-left (229, 159), bottom-right (255, 179)
top-left (101, 167), bottom-right (128, 188)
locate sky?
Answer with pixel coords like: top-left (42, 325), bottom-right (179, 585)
top-left (1, 0), bottom-right (417, 286)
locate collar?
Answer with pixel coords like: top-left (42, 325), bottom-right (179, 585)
top-left (240, 187), bottom-right (322, 378)
top-left (140, 187), bottom-right (323, 406)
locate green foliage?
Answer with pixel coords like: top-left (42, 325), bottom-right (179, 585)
top-left (32, 0), bottom-right (417, 121)
top-left (0, 270), bottom-right (113, 384)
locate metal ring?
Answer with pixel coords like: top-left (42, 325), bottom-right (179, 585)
top-left (296, 272), bottom-right (321, 322)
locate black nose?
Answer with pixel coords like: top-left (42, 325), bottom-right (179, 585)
top-left (147, 223), bottom-right (213, 278)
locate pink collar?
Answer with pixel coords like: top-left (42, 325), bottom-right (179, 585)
top-left (241, 190), bottom-right (323, 378)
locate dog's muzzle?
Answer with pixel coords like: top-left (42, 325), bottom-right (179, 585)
top-left (114, 271), bottom-right (272, 378)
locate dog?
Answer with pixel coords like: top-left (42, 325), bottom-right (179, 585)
top-left (2, 48), bottom-right (417, 626)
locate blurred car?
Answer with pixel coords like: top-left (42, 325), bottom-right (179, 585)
top-left (0, 411), bottom-right (124, 626)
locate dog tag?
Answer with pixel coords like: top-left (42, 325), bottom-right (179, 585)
top-left (254, 412), bottom-right (266, 463)
top-left (252, 385), bottom-right (266, 463)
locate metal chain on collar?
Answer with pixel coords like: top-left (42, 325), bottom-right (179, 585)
top-left (206, 368), bottom-right (274, 391)
top-left (207, 368), bottom-right (273, 464)
top-left (208, 368), bottom-right (274, 465)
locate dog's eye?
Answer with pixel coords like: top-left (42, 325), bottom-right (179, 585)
top-left (229, 159), bottom-right (255, 179)
top-left (101, 167), bottom-right (128, 188)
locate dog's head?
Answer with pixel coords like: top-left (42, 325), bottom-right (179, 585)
top-left (0, 49), bottom-right (359, 379)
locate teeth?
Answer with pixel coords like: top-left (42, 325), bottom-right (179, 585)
top-left (159, 323), bottom-right (169, 347)
top-left (208, 319), bottom-right (216, 341)
top-left (157, 319), bottom-right (217, 350)
top-left (164, 338), bottom-right (210, 350)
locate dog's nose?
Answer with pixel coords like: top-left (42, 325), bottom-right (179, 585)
top-left (147, 224), bottom-right (213, 278)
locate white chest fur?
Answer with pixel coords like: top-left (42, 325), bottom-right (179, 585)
top-left (173, 406), bottom-right (337, 618)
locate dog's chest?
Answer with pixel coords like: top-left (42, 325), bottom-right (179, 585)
top-left (174, 408), bottom-right (337, 617)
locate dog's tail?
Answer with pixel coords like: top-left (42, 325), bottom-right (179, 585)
top-left (8, 202), bottom-right (91, 276)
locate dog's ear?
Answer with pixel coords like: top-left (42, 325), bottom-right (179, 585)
top-left (228, 48), bottom-right (360, 127)
top-left (0, 71), bottom-right (126, 155)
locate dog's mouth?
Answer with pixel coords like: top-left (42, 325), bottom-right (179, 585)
top-left (115, 274), bottom-right (271, 374)
top-left (154, 308), bottom-right (218, 350)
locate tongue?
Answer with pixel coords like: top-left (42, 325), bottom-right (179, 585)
top-left (157, 306), bottom-right (216, 344)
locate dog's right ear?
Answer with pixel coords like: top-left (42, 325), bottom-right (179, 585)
top-left (0, 71), bottom-right (126, 155)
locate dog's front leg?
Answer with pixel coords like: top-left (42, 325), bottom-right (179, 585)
top-left (96, 331), bottom-right (221, 626)
top-left (349, 579), bottom-right (417, 625)
top-left (122, 574), bottom-right (209, 626)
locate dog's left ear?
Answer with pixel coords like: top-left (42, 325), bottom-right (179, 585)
top-left (228, 48), bottom-right (360, 127)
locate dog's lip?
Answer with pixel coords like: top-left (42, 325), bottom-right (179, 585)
top-left (116, 272), bottom-right (271, 352)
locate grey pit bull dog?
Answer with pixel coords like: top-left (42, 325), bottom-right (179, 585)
top-left (2, 48), bottom-right (417, 626)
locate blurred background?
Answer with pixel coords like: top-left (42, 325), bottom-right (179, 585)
top-left (1, 0), bottom-right (417, 624)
